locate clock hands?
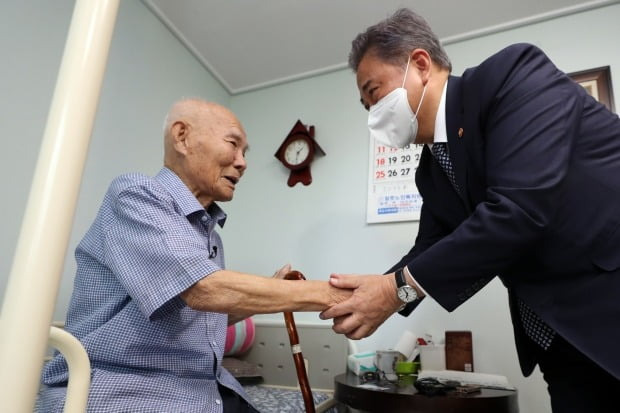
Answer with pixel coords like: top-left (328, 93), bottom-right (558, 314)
top-left (295, 143), bottom-right (304, 162)
top-left (282, 138), bottom-right (313, 166)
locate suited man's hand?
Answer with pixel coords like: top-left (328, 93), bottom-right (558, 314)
top-left (319, 274), bottom-right (402, 339)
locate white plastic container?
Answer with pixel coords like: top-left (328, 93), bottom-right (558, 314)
top-left (419, 344), bottom-right (446, 371)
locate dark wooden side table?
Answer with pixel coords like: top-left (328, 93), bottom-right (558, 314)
top-left (334, 372), bottom-right (518, 413)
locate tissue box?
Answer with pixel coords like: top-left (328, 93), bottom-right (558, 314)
top-left (347, 351), bottom-right (377, 376)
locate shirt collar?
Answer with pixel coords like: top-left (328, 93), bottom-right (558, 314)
top-left (206, 203), bottom-right (227, 228)
top-left (428, 79), bottom-right (449, 149)
top-left (155, 167), bottom-right (227, 228)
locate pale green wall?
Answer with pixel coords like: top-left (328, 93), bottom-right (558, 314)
top-left (0, 0), bottom-right (229, 321)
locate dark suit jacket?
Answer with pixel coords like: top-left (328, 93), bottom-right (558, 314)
top-left (389, 43), bottom-right (620, 379)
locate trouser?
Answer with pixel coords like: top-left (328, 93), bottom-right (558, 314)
top-left (537, 334), bottom-right (620, 413)
top-left (218, 384), bottom-right (259, 413)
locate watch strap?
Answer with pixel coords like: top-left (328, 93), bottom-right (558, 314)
top-left (395, 268), bottom-right (407, 311)
top-left (395, 268), bottom-right (407, 288)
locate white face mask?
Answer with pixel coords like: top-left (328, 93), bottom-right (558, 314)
top-left (367, 56), bottom-right (426, 148)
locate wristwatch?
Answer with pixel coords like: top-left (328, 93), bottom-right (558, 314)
top-left (395, 268), bottom-right (418, 310)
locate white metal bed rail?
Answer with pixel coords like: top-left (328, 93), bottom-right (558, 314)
top-left (0, 1), bottom-right (120, 411)
top-left (48, 326), bottom-right (91, 412)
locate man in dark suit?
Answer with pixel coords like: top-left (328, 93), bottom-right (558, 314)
top-left (320, 8), bottom-right (620, 412)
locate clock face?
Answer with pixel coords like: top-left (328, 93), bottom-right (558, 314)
top-left (283, 137), bottom-right (311, 167)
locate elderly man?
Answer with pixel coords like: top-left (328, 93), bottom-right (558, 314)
top-left (38, 99), bottom-right (350, 412)
top-left (321, 8), bottom-right (620, 413)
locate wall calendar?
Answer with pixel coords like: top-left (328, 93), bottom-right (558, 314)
top-left (366, 138), bottom-right (423, 223)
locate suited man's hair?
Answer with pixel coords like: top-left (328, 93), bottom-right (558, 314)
top-left (349, 8), bottom-right (452, 73)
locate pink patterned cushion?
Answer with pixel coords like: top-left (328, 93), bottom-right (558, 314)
top-left (224, 317), bottom-right (255, 356)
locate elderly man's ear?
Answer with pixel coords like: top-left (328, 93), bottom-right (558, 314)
top-left (171, 121), bottom-right (190, 154)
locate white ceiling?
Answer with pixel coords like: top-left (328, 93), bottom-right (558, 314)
top-left (143, 0), bottom-right (613, 95)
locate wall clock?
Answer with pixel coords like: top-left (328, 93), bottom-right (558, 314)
top-left (274, 120), bottom-right (325, 187)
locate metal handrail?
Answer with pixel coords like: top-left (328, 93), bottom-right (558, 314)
top-left (48, 327), bottom-right (91, 412)
top-left (0, 0), bottom-right (120, 410)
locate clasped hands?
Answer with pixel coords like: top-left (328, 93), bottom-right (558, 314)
top-left (273, 265), bottom-right (415, 340)
top-left (275, 268), bottom-right (400, 340)
top-left (319, 273), bottom-right (405, 340)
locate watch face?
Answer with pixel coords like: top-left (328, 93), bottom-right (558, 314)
top-left (283, 137), bottom-right (311, 167)
top-left (398, 286), bottom-right (417, 303)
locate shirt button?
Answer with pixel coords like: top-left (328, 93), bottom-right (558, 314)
top-left (201, 216), bottom-right (208, 222)
top-left (212, 341), bottom-right (217, 346)
top-left (215, 399), bottom-right (221, 405)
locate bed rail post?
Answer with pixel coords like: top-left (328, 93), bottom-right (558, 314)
top-left (48, 327), bottom-right (91, 412)
top-left (0, 0), bottom-right (120, 411)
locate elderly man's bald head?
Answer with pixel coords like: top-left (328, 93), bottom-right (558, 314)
top-left (163, 98), bottom-right (248, 207)
top-left (164, 99), bottom-right (236, 153)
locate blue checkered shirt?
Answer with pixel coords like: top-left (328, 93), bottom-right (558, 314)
top-left (38, 168), bottom-right (253, 412)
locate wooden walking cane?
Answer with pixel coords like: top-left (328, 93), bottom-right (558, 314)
top-left (283, 270), bottom-right (316, 413)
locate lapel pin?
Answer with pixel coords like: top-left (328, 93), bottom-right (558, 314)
top-left (458, 128), bottom-right (464, 138)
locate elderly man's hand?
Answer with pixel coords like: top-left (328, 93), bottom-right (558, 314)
top-left (325, 282), bottom-right (354, 308)
top-left (320, 274), bottom-right (402, 340)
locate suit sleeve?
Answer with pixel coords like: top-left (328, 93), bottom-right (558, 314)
top-left (408, 44), bottom-right (582, 312)
top-left (386, 202), bottom-right (450, 274)
top-left (386, 200), bottom-right (451, 316)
